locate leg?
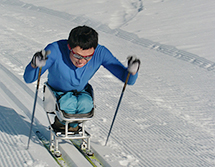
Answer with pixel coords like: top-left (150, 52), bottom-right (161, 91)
top-left (53, 93), bottom-right (79, 130)
top-left (52, 90), bottom-right (80, 131)
top-left (58, 92), bottom-right (77, 114)
top-left (69, 92), bottom-right (93, 128)
top-left (77, 92), bottom-right (94, 114)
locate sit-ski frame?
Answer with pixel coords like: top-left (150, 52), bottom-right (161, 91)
top-left (43, 83), bottom-right (94, 156)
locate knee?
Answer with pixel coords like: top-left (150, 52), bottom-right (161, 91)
top-left (77, 94), bottom-right (94, 114)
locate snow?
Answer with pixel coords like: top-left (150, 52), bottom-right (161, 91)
top-left (0, 0), bottom-right (215, 166)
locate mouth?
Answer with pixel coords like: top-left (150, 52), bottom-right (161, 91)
top-left (75, 62), bottom-right (85, 67)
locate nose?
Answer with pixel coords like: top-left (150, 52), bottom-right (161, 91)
top-left (78, 58), bottom-right (85, 63)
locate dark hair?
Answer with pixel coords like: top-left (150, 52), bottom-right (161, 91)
top-left (68, 25), bottom-right (98, 50)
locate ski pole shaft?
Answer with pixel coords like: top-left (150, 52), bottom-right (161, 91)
top-left (105, 72), bottom-right (130, 146)
top-left (27, 67), bottom-right (42, 149)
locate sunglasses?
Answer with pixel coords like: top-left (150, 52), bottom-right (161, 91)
top-left (71, 50), bottom-right (94, 60)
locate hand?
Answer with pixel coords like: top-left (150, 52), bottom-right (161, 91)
top-left (31, 50), bottom-right (50, 68)
top-left (127, 55), bottom-right (140, 75)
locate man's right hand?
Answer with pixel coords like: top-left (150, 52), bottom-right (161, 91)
top-left (31, 50), bottom-right (50, 68)
top-left (127, 55), bottom-right (140, 75)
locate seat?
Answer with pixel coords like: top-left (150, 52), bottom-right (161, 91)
top-left (43, 82), bottom-right (94, 156)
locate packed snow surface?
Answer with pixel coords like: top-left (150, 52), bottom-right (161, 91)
top-left (0, 0), bottom-right (215, 166)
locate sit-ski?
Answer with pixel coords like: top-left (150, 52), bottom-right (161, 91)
top-left (43, 82), bottom-right (95, 157)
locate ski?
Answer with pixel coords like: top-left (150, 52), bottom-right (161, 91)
top-left (70, 139), bottom-right (104, 167)
top-left (35, 131), bottom-right (68, 167)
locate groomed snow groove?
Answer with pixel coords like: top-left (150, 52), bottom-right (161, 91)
top-left (0, 107), bottom-right (34, 167)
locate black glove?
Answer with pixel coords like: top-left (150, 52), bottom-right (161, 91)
top-left (127, 55), bottom-right (140, 74)
top-left (31, 50), bottom-right (50, 68)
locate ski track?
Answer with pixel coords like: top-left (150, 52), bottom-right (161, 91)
top-left (0, 88), bottom-right (46, 167)
top-left (1, 0), bottom-right (215, 166)
top-left (0, 110), bottom-right (33, 167)
top-left (109, 0), bottom-right (143, 29)
top-left (0, 62), bottom-right (58, 166)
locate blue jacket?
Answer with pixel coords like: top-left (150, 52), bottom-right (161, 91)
top-left (24, 40), bottom-right (138, 92)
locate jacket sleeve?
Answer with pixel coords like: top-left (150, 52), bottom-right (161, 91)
top-left (23, 63), bottom-right (41, 83)
top-left (101, 47), bottom-right (138, 85)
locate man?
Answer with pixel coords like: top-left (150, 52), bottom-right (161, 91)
top-left (24, 25), bottom-right (140, 132)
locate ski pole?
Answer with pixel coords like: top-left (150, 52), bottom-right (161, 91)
top-left (26, 67), bottom-right (42, 149)
top-left (105, 72), bottom-right (130, 146)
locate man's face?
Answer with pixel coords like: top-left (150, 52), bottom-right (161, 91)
top-left (70, 46), bottom-right (94, 68)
